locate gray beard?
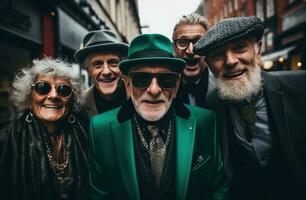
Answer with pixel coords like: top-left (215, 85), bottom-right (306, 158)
top-left (131, 93), bottom-right (173, 122)
top-left (216, 63), bottom-right (262, 102)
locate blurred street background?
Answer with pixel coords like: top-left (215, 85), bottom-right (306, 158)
top-left (0, 0), bottom-right (305, 125)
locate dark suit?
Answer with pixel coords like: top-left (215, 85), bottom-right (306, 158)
top-left (89, 100), bottom-right (228, 200)
top-left (208, 71), bottom-right (306, 199)
top-left (177, 68), bottom-right (216, 108)
top-left (80, 82), bottom-right (127, 123)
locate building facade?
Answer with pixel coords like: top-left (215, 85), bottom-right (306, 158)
top-left (0, 0), bottom-right (141, 126)
top-left (195, 0), bottom-right (306, 72)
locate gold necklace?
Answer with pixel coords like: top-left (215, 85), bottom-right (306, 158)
top-left (44, 134), bottom-right (69, 174)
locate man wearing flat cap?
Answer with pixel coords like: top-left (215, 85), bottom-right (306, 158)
top-left (74, 30), bottom-right (128, 121)
top-left (194, 16), bottom-right (306, 200)
top-left (89, 33), bottom-right (228, 199)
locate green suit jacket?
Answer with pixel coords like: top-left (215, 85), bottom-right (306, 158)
top-left (89, 100), bottom-right (228, 200)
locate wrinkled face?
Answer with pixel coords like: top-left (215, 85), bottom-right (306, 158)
top-left (31, 75), bottom-right (72, 132)
top-left (86, 52), bottom-right (122, 100)
top-left (126, 65), bottom-right (181, 121)
top-left (206, 38), bottom-right (263, 101)
top-left (173, 24), bottom-right (207, 81)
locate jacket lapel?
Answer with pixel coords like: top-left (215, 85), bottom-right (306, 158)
top-left (264, 72), bottom-right (306, 197)
top-left (262, 73), bottom-right (291, 157)
top-left (264, 87), bottom-right (289, 143)
top-left (207, 90), bottom-right (233, 178)
top-left (175, 116), bottom-right (196, 200)
top-left (112, 120), bottom-right (140, 200)
top-left (84, 86), bottom-right (98, 116)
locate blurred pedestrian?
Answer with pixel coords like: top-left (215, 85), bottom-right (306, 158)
top-left (0, 57), bottom-right (88, 200)
top-left (195, 16), bottom-right (306, 200)
top-left (172, 13), bottom-right (215, 107)
top-left (74, 30), bottom-right (129, 121)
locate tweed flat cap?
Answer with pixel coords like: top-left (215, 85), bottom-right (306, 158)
top-left (194, 16), bottom-right (264, 56)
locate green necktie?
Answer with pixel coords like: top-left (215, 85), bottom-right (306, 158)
top-left (240, 101), bottom-right (256, 142)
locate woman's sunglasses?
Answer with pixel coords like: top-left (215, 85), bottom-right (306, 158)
top-left (32, 81), bottom-right (73, 98)
top-left (128, 72), bottom-right (180, 89)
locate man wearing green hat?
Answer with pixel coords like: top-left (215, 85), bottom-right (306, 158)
top-left (89, 33), bottom-right (228, 199)
top-left (74, 30), bottom-right (128, 122)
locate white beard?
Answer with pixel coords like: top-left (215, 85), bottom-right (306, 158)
top-left (131, 92), bottom-right (173, 122)
top-left (216, 62), bottom-right (262, 102)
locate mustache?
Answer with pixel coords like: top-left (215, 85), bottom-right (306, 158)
top-left (141, 97), bottom-right (166, 102)
top-left (139, 94), bottom-right (168, 103)
top-left (182, 57), bottom-right (200, 66)
top-left (220, 66), bottom-right (246, 76)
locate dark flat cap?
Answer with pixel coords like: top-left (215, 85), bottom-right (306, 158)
top-left (194, 16), bottom-right (264, 56)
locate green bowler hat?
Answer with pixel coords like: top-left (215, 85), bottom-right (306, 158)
top-left (119, 34), bottom-right (186, 74)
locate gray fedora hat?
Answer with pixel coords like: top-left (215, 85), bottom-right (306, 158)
top-left (194, 16), bottom-right (264, 56)
top-left (74, 30), bottom-right (129, 63)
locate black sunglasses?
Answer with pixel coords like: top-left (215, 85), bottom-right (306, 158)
top-left (174, 37), bottom-right (201, 51)
top-left (128, 72), bottom-right (180, 89)
top-left (32, 81), bottom-right (73, 98)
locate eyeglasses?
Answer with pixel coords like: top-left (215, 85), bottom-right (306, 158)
top-left (173, 37), bottom-right (201, 51)
top-left (32, 81), bottom-right (73, 98)
top-left (128, 72), bottom-right (180, 89)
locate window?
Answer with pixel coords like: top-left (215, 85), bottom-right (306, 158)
top-left (266, 32), bottom-right (274, 51)
top-left (291, 54), bottom-right (302, 70)
top-left (261, 34), bottom-right (266, 53)
top-left (234, 0), bottom-right (238, 10)
top-left (266, 0), bottom-right (275, 18)
top-left (256, 0), bottom-right (264, 21)
top-left (224, 4), bottom-right (228, 18)
top-left (289, 0), bottom-right (297, 4)
top-left (228, 1), bottom-right (233, 14)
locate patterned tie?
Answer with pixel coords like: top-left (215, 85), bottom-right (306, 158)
top-left (148, 124), bottom-right (165, 186)
top-left (240, 101), bottom-right (256, 142)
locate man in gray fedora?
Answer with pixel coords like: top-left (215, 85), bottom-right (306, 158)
top-left (74, 30), bottom-right (129, 121)
top-left (194, 16), bottom-right (306, 200)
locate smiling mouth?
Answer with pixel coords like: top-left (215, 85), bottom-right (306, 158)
top-left (223, 69), bottom-right (246, 78)
top-left (183, 57), bottom-right (199, 67)
top-left (99, 77), bottom-right (116, 83)
top-left (42, 105), bottom-right (63, 109)
top-left (143, 100), bottom-right (164, 105)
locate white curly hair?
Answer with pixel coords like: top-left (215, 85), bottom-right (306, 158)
top-left (11, 57), bottom-right (85, 113)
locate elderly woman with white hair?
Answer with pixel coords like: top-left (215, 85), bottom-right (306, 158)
top-left (0, 57), bottom-right (88, 200)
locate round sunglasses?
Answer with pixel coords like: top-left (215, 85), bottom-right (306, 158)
top-left (128, 72), bottom-right (180, 89)
top-left (32, 81), bottom-right (73, 98)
